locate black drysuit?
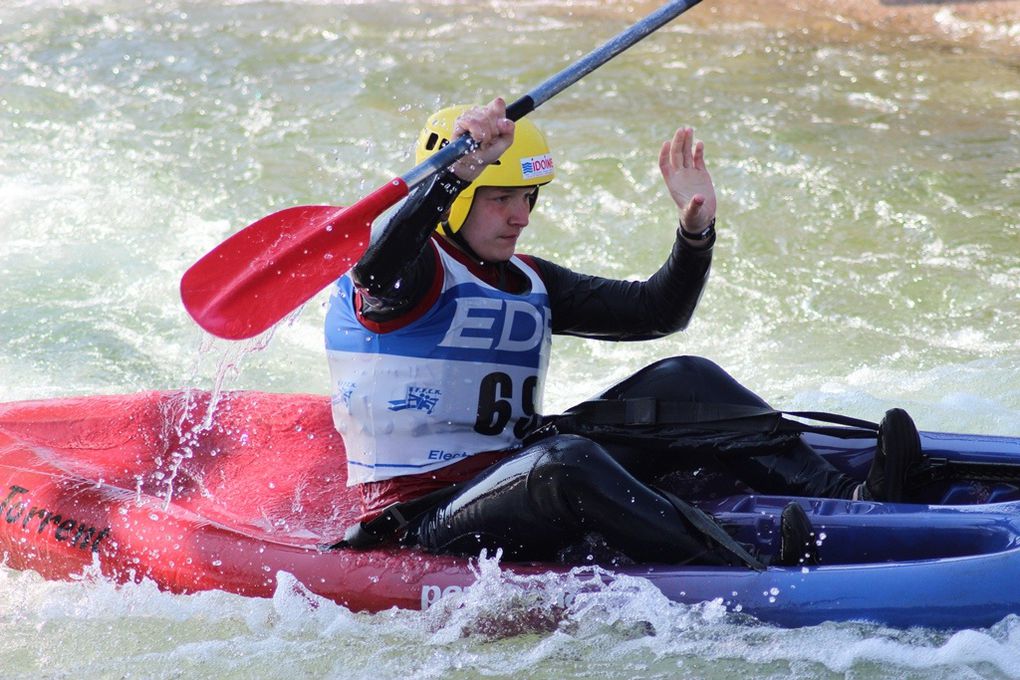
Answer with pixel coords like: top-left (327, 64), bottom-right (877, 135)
top-left (348, 170), bottom-right (856, 564)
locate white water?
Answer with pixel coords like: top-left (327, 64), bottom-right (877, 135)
top-left (5, 556), bottom-right (1020, 679)
top-left (2, 0), bottom-right (1019, 677)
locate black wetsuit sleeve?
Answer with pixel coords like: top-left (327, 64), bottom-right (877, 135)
top-left (530, 235), bottom-right (714, 341)
top-left (351, 169), bottom-right (470, 320)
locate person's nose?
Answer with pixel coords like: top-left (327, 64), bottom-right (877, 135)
top-left (508, 195), bottom-right (531, 227)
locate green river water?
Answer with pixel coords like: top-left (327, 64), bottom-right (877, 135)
top-left (1, 1), bottom-right (1019, 677)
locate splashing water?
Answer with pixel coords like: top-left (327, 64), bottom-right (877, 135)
top-left (5, 553), bottom-right (1020, 678)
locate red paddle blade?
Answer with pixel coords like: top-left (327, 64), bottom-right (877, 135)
top-left (181, 179), bottom-right (408, 340)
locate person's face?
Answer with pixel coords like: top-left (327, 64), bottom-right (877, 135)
top-left (458, 186), bottom-right (536, 262)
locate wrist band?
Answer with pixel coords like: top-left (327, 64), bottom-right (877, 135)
top-left (680, 217), bottom-right (716, 242)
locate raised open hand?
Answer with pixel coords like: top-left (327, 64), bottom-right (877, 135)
top-left (658, 127), bottom-right (717, 234)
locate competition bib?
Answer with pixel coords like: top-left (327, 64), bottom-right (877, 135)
top-left (325, 245), bottom-right (551, 484)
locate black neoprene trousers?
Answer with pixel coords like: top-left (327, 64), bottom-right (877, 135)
top-left (413, 355), bottom-right (858, 563)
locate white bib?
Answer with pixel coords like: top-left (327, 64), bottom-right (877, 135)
top-left (325, 244), bottom-right (552, 484)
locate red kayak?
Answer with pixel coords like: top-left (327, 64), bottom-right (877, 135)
top-left (0, 390), bottom-right (548, 611)
top-left (4, 389), bottom-right (1020, 629)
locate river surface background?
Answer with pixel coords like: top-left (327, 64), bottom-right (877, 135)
top-left (1, 1), bottom-right (1019, 678)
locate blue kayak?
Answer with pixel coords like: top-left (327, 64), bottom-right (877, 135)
top-left (642, 430), bottom-right (1020, 628)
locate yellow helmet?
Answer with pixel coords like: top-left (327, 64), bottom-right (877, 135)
top-left (415, 105), bottom-right (555, 234)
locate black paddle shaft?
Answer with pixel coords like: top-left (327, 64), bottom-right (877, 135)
top-left (401, 0), bottom-right (704, 189)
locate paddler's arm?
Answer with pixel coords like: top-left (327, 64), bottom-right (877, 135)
top-left (531, 126), bottom-right (717, 340)
top-left (352, 98), bottom-right (514, 321)
top-left (529, 234), bottom-right (713, 340)
top-left (351, 170), bottom-right (469, 319)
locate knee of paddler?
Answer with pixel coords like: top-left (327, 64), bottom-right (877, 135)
top-left (531, 435), bottom-right (606, 477)
top-left (527, 435), bottom-right (612, 500)
top-left (524, 435), bottom-right (614, 527)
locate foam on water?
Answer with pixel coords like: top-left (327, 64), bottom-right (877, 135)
top-left (933, 7), bottom-right (1020, 46)
top-left (4, 554), bottom-right (1020, 678)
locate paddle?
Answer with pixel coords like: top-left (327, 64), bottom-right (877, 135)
top-left (181, 0), bottom-right (705, 340)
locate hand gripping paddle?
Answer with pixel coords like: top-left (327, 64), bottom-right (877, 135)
top-left (181, 0), bottom-right (704, 339)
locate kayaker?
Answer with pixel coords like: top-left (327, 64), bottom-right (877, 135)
top-left (324, 98), bottom-right (916, 565)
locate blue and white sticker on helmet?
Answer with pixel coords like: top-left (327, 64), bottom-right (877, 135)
top-left (520, 154), bottom-right (554, 180)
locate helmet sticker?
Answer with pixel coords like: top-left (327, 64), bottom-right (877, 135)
top-left (520, 154), bottom-right (554, 181)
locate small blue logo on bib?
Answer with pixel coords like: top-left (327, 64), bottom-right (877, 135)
top-left (388, 386), bottom-right (442, 414)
